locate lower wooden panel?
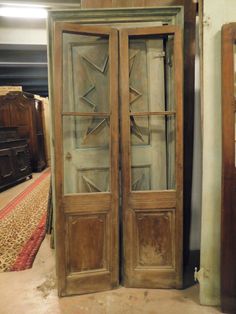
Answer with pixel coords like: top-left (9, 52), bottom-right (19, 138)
top-left (65, 271), bottom-right (113, 296)
top-left (135, 210), bottom-right (174, 268)
top-left (129, 269), bottom-right (177, 289)
top-left (63, 211), bottom-right (117, 295)
top-left (124, 207), bottom-right (179, 288)
top-left (66, 214), bottom-right (108, 274)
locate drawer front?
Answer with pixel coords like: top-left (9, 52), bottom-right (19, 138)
top-left (12, 144), bottom-right (32, 178)
top-left (0, 148), bottom-right (15, 185)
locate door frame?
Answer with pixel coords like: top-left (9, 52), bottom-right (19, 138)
top-left (49, 14), bottom-right (182, 295)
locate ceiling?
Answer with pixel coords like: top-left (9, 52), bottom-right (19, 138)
top-left (0, 43), bottom-right (48, 97)
top-left (0, 1), bottom-right (81, 98)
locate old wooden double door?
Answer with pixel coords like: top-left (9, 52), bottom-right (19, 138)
top-left (53, 22), bottom-right (183, 296)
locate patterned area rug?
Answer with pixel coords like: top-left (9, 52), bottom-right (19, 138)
top-left (0, 169), bottom-right (50, 272)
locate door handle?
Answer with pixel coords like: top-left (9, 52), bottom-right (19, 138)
top-left (65, 152), bottom-right (72, 161)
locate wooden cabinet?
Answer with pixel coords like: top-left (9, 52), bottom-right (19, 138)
top-left (49, 8), bottom-right (184, 296)
top-left (0, 91), bottom-right (46, 172)
top-left (0, 127), bottom-right (32, 191)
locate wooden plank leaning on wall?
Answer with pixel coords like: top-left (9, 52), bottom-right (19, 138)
top-left (221, 22), bottom-right (236, 314)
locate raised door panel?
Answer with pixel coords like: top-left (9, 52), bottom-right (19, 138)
top-left (120, 26), bottom-right (183, 288)
top-left (66, 213), bottom-right (109, 273)
top-left (53, 23), bottom-right (119, 296)
top-left (135, 211), bottom-right (174, 268)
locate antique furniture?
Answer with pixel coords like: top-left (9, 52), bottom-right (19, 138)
top-left (0, 91), bottom-right (47, 172)
top-left (49, 8), bottom-right (183, 296)
top-left (221, 23), bottom-right (236, 314)
top-left (0, 127), bottom-right (32, 191)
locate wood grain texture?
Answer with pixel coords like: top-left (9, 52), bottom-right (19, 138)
top-left (109, 28), bottom-right (120, 285)
top-left (81, 0), bottom-right (185, 8)
top-left (62, 112), bottom-right (110, 116)
top-left (67, 214), bottom-right (107, 273)
top-left (63, 193), bottom-right (111, 212)
top-left (135, 211), bottom-right (174, 267)
top-left (131, 111), bottom-right (176, 116)
top-left (129, 191), bottom-right (176, 208)
top-left (174, 26), bottom-right (183, 288)
top-left (221, 23), bottom-right (236, 314)
top-left (53, 22), bottom-right (66, 296)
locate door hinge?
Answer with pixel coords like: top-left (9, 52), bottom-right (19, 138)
top-left (194, 267), bottom-right (209, 283)
top-left (154, 51), bottom-right (165, 59)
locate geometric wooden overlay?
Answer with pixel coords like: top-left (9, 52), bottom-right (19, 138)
top-left (135, 211), bottom-right (174, 267)
top-left (72, 116), bottom-right (110, 148)
top-left (67, 214), bottom-right (106, 274)
top-left (129, 45), bottom-right (149, 143)
top-left (71, 40), bottom-right (110, 148)
top-left (73, 40), bottom-right (109, 114)
top-left (131, 115), bottom-right (176, 191)
top-left (77, 168), bottom-right (109, 193)
top-left (129, 43), bottom-right (148, 112)
top-left (131, 166), bottom-right (150, 191)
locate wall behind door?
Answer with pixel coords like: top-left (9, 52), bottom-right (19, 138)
top-left (200, 0), bottom-right (236, 306)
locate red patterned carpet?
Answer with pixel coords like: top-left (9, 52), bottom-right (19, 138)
top-left (0, 169), bottom-right (50, 272)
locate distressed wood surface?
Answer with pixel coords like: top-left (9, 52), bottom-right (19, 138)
top-left (221, 23), bottom-right (236, 314)
top-left (48, 4), bottom-right (192, 294)
top-left (80, 0), bottom-right (196, 287)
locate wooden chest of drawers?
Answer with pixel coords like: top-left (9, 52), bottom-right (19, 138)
top-left (0, 127), bottom-right (32, 191)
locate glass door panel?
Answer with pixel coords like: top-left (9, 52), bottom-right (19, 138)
top-left (63, 115), bottom-right (110, 194)
top-left (62, 30), bottom-right (111, 195)
top-left (128, 34), bottom-right (177, 191)
top-left (131, 115), bottom-right (176, 191)
top-left (62, 33), bottom-right (109, 113)
top-left (129, 36), bottom-right (175, 113)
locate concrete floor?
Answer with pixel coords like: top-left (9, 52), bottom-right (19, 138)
top-left (0, 177), bottom-right (222, 314)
